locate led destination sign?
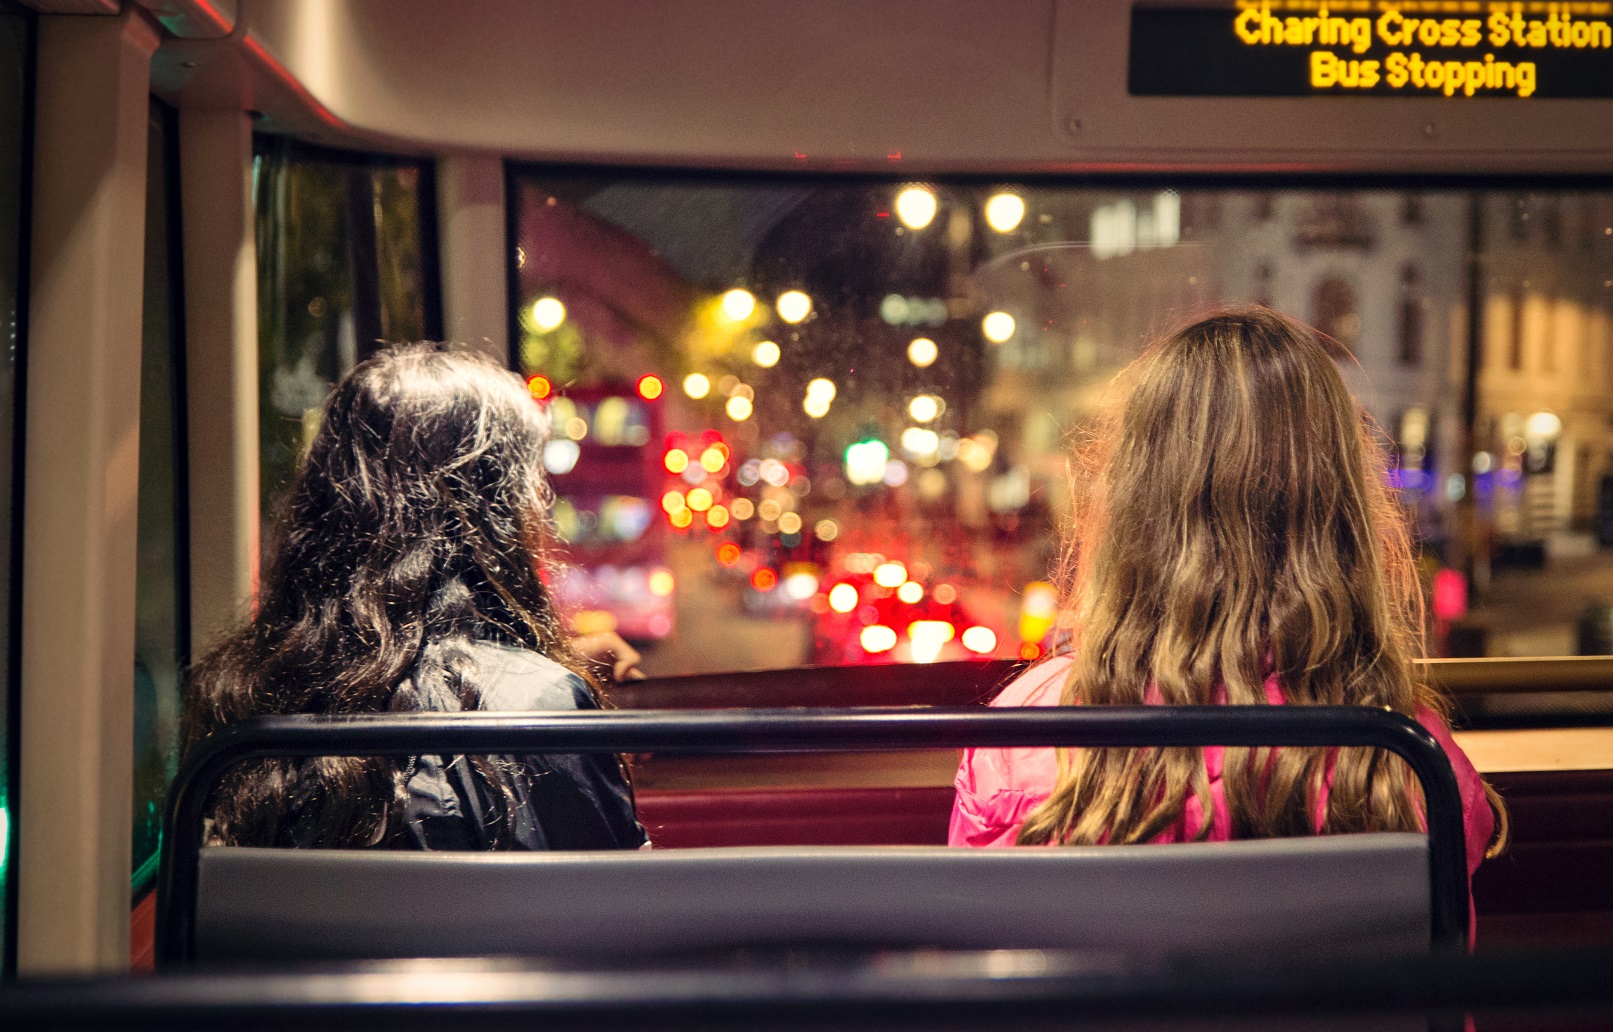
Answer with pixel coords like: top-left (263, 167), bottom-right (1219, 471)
top-left (1130, 2), bottom-right (1613, 98)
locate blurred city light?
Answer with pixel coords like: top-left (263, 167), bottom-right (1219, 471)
top-left (752, 340), bottom-right (781, 367)
top-left (686, 488), bottom-right (714, 512)
top-left (907, 337), bottom-right (938, 368)
top-left (531, 296), bottom-right (566, 331)
top-left (564, 416), bottom-right (588, 441)
top-left (526, 374), bottom-right (552, 401)
top-left (1019, 581), bottom-right (1059, 645)
top-left (814, 518), bottom-right (839, 542)
top-left (933, 583), bottom-right (958, 605)
top-left (907, 620), bottom-right (955, 663)
top-left (806, 377), bottom-right (837, 402)
top-left (716, 542), bottom-right (742, 565)
top-left (726, 395), bottom-right (753, 421)
top-left (752, 568), bottom-right (779, 591)
top-left (860, 624), bottom-right (898, 653)
top-left (648, 569), bottom-right (676, 596)
top-left (720, 288), bottom-right (757, 321)
top-left (670, 508), bottom-right (693, 529)
top-left (700, 444), bottom-right (728, 473)
top-left (784, 570), bottom-right (820, 600)
top-left (543, 439), bottom-right (581, 475)
top-left (778, 512), bottom-right (803, 534)
top-left (845, 439), bottom-right (890, 485)
top-left (664, 448), bottom-right (689, 474)
top-left (873, 561), bottom-right (908, 588)
top-left (804, 395), bottom-right (831, 418)
top-left (895, 186), bottom-right (938, 230)
top-left (897, 580), bottom-right (924, 604)
top-left (901, 426), bottom-right (940, 458)
top-left (661, 490), bottom-right (686, 514)
top-left (706, 504), bottom-right (731, 529)
top-left (683, 372), bottom-right (711, 399)
top-left (637, 374), bottom-right (664, 400)
top-left (776, 290), bottom-right (812, 323)
top-left (828, 582), bottom-right (859, 613)
top-left (982, 311), bottom-right (1016, 343)
top-left (985, 192), bottom-right (1026, 233)
top-left (908, 395), bottom-right (940, 422)
top-left (731, 498), bottom-right (755, 520)
top-left (961, 625), bottom-right (998, 654)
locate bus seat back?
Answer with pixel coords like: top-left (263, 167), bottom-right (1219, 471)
top-left (192, 834), bottom-right (1430, 963)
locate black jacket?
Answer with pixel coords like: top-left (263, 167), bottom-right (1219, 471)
top-left (396, 641), bottom-right (646, 851)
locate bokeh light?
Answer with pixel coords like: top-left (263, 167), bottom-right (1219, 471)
top-left (982, 311), bottom-right (1016, 343)
top-left (907, 337), bottom-right (938, 367)
top-left (984, 192), bottom-right (1026, 233)
top-left (726, 395), bottom-right (753, 421)
top-left (873, 562), bottom-right (908, 588)
top-left (895, 186), bottom-right (938, 230)
top-left (776, 290), bottom-right (812, 323)
top-left (752, 340), bottom-right (781, 367)
top-left (637, 374), bottom-right (664, 400)
top-left (720, 288), bottom-right (757, 321)
top-left (962, 626), bottom-right (998, 654)
top-left (683, 373), bottom-right (711, 399)
top-left (828, 582), bottom-right (859, 613)
top-left (860, 624), bottom-right (898, 653)
top-left (647, 569), bottom-right (676, 596)
top-left (531, 296), bottom-right (566, 331)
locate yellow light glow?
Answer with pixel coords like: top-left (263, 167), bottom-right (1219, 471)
top-left (720, 288), bottom-right (757, 322)
top-left (683, 373), bottom-right (711, 399)
top-left (828, 582), bottom-right (859, 613)
top-left (897, 580), bottom-right (924, 604)
top-left (907, 337), bottom-right (938, 368)
top-left (731, 498), bottom-right (755, 520)
top-left (961, 625), bottom-right (998, 654)
top-left (895, 186), bottom-right (938, 230)
top-left (648, 569), bottom-right (676, 596)
top-left (758, 499), bottom-right (782, 521)
top-left (982, 311), bottom-right (1016, 343)
top-left (984, 192), bottom-right (1026, 233)
top-left (815, 518), bottom-right (839, 542)
top-left (806, 377), bottom-right (836, 401)
top-left (776, 290), bottom-right (812, 323)
top-left (664, 449), bottom-right (689, 474)
top-left (700, 447), bottom-right (727, 473)
top-left (531, 296), bottom-right (566, 331)
top-left (670, 508), bottom-right (694, 529)
top-left (873, 562), bottom-right (908, 588)
top-left (706, 504), bottom-right (730, 529)
top-left (752, 340), bottom-right (781, 368)
top-left (901, 426), bottom-right (940, 457)
top-left (564, 416), bottom-right (588, 441)
top-left (907, 395), bottom-right (940, 423)
top-left (907, 619), bottom-right (956, 664)
top-left (660, 490), bottom-right (686, 514)
top-left (860, 624), bottom-right (898, 653)
top-left (803, 395), bottom-right (831, 419)
top-left (686, 488), bottom-right (714, 512)
top-left (778, 512), bottom-right (803, 534)
top-left (726, 395), bottom-right (753, 421)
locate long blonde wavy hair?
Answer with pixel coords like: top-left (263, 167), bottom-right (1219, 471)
top-left (1017, 306), bottom-right (1506, 849)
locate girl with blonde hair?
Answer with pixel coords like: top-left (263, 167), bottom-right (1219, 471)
top-left (950, 307), bottom-right (1504, 921)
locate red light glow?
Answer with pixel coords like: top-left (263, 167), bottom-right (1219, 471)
top-left (526, 375), bottom-right (552, 401)
top-left (637, 374), bottom-right (664, 400)
top-left (716, 542), bottom-right (742, 566)
top-left (751, 568), bottom-right (778, 591)
top-left (1018, 642), bottom-right (1043, 661)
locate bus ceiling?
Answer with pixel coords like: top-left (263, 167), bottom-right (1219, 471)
top-left (22, 0), bottom-right (1604, 175)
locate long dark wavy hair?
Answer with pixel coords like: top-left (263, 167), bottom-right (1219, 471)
top-left (182, 343), bottom-right (588, 848)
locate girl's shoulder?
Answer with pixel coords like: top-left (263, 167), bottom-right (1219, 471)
top-left (465, 641), bottom-right (595, 712)
top-left (990, 655), bottom-right (1074, 708)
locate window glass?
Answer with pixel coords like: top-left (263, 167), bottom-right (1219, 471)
top-left (0, 2), bottom-right (30, 971)
top-left (132, 100), bottom-right (187, 894)
top-left (510, 174), bottom-right (1613, 672)
top-left (254, 138), bottom-right (439, 522)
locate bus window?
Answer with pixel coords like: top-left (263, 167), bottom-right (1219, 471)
top-left (509, 175), bottom-right (1613, 674)
top-left (254, 139), bottom-right (440, 526)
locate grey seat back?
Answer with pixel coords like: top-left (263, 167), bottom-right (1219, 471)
top-left (194, 834), bottom-right (1429, 963)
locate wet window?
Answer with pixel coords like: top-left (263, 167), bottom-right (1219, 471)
top-left (507, 178), bottom-right (1613, 672)
top-left (254, 138), bottom-right (440, 524)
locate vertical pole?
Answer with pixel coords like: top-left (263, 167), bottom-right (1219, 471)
top-left (18, 7), bottom-right (158, 974)
top-left (1457, 194), bottom-right (1487, 598)
top-left (178, 110), bottom-right (261, 656)
top-left (436, 153), bottom-right (509, 363)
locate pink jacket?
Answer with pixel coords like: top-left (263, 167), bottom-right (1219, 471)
top-left (950, 657), bottom-right (1495, 919)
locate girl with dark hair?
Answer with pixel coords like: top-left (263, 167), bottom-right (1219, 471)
top-left (182, 343), bottom-right (645, 851)
top-left (950, 307), bottom-right (1505, 925)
